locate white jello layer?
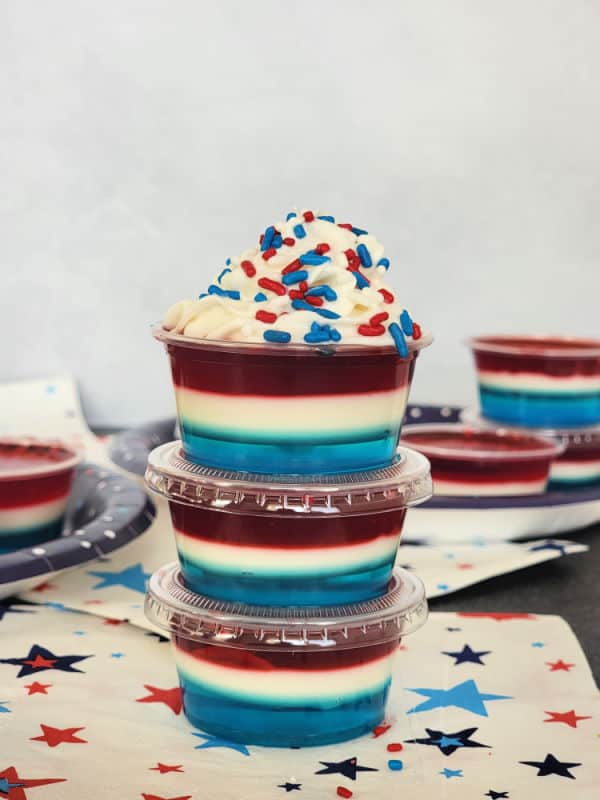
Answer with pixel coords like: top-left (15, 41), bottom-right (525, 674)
top-left (551, 458), bottom-right (600, 481)
top-left (174, 528), bottom-right (399, 576)
top-left (478, 370), bottom-right (600, 394)
top-left (174, 646), bottom-right (395, 705)
top-left (0, 496), bottom-right (68, 534)
top-left (433, 478), bottom-right (547, 496)
top-left (175, 386), bottom-right (408, 438)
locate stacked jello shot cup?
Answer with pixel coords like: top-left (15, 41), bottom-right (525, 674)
top-left (144, 210), bottom-right (433, 746)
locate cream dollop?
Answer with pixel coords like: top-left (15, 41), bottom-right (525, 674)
top-left (162, 210), bottom-right (423, 350)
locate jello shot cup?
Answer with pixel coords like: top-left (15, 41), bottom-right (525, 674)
top-left (145, 442), bottom-right (431, 605)
top-left (0, 439), bottom-right (80, 553)
top-left (145, 562), bottom-right (427, 747)
top-left (468, 335), bottom-right (600, 428)
top-left (153, 327), bottom-right (431, 474)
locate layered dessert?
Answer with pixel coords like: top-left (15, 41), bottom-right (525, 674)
top-left (145, 563), bottom-right (428, 747)
top-left (469, 335), bottom-right (600, 428)
top-left (0, 440), bottom-right (79, 552)
top-left (549, 428), bottom-right (600, 487)
top-left (156, 210), bottom-right (430, 474)
top-left (145, 441), bottom-right (432, 605)
top-left (401, 424), bottom-right (563, 496)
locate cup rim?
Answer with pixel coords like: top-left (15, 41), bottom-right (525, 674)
top-left (152, 323), bottom-right (433, 357)
top-left (460, 405), bottom-right (600, 443)
top-left (401, 423), bottom-right (565, 461)
top-left (0, 438), bottom-right (82, 482)
top-left (466, 334), bottom-right (600, 359)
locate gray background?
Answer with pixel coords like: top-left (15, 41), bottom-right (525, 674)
top-left (2, 1), bottom-right (599, 427)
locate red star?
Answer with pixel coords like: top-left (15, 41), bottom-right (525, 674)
top-left (456, 563), bottom-right (474, 570)
top-left (373, 723), bottom-right (391, 738)
top-left (83, 600), bottom-right (103, 605)
top-left (141, 795), bottom-right (191, 800)
top-left (136, 685), bottom-right (182, 715)
top-left (30, 724), bottom-right (87, 747)
top-left (103, 618), bottom-right (127, 626)
top-left (0, 766), bottom-right (65, 800)
top-left (23, 655), bottom-right (56, 670)
top-left (544, 709), bottom-right (591, 728)
top-left (31, 582), bottom-right (56, 593)
top-left (546, 659), bottom-right (575, 672)
top-left (150, 764), bottom-right (183, 774)
top-left (24, 683), bottom-right (52, 696)
top-left (458, 612), bottom-right (535, 621)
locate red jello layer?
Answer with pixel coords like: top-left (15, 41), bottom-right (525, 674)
top-left (424, 455), bottom-right (551, 484)
top-left (470, 337), bottom-right (600, 377)
top-left (166, 341), bottom-right (416, 397)
top-left (0, 471), bottom-right (74, 509)
top-left (174, 637), bottom-right (398, 670)
top-left (402, 429), bottom-right (557, 455)
top-left (169, 505), bottom-right (407, 549)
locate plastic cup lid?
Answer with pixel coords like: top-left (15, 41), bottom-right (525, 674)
top-left (145, 563), bottom-right (428, 651)
top-left (0, 438), bottom-right (81, 481)
top-left (460, 407), bottom-right (600, 445)
top-left (145, 442), bottom-right (432, 516)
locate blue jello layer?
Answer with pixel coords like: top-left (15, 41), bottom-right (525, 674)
top-left (178, 558), bottom-right (394, 606)
top-left (479, 386), bottom-right (600, 428)
top-left (179, 674), bottom-right (390, 747)
top-left (180, 427), bottom-right (398, 474)
top-left (549, 475), bottom-right (600, 488)
top-left (0, 518), bottom-right (64, 554)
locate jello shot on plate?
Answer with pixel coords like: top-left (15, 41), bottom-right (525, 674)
top-left (155, 209), bottom-right (431, 474)
top-left (468, 335), bottom-right (600, 428)
top-left (145, 441), bottom-right (431, 605)
top-left (145, 562), bottom-right (427, 747)
top-left (0, 439), bottom-right (80, 552)
top-left (401, 424), bottom-right (563, 496)
top-left (549, 426), bottom-right (600, 487)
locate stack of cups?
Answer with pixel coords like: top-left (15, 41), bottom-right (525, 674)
top-left (144, 330), bottom-right (432, 747)
top-left (468, 336), bottom-right (600, 489)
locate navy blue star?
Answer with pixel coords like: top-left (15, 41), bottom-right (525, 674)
top-left (0, 599), bottom-right (37, 622)
top-left (405, 726), bottom-right (489, 756)
top-left (528, 541), bottom-right (567, 556)
top-left (0, 644), bottom-right (91, 678)
top-left (520, 753), bottom-right (581, 779)
top-left (446, 627), bottom-right (462, 632)
top-left (485, 792), bottom-right (509, 799)
top-left (316, 758), bottom-right (378, 780)
top-left (442, 644), bottom-right (491, 665)
top-left (87, 563), bottom-right (150, 593)
top-left (277, 782), bottom-right (301, 791)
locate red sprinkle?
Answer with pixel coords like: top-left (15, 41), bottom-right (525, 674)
top-left (255, 310), bottom-right (277, 324)
top-left (337, 789), bottom-right (352, 799)
top-left (344, 249), bottom-right (360, 270)
top-left (315, 242), bottom-right (330, 254)
top-left (338, 223), bottom-right (353, 230)
top-left (412, 322), bottom-right (422, 340)
top-left (283, 237), bottom-right (295, 246)
top-left (282, 258), bottom-right (302, 275)
top-left (305, 295), bottom-right (324, 306)
top-left (303, 210), bottom-right (315, 222)
top-left (298, 281), bottom-right (308, 293)
top-left (358, 323), bottom-right (385, 337)
top-left (258, 277), bottom-right (286, 296)
top-left (241, 260), bottom-right (256, 277)
top-left (373, 723), bottom-right (392, 738)
top-left (259, 234), bottom-right (264, 244)
top-left (288, 289), bottom-right (304, 299)
top-left (378, 288), bottom-right (395, 304)
top-left (370, 312), bottom-right (389, 325)
top-left (262, 247), bottom-right (277, 261)
top-left (387, 743), bottom-right (403, 752)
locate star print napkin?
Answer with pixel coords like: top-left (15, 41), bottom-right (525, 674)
top-left (0, 604), bottom-right (598, 799)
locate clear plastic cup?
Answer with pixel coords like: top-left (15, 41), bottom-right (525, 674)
top-left (467, 335), bottom-right (600, 428)
top-left (145, 442), bottom-right (431, 605)
top-left (401, 423), bottom-right (563, 496)
top-left (145, 562), bottom-right (427, 747)
top-left (0, 439), bottom-right (80, 553)
top-left (153, 326), bottom-right (432, 474)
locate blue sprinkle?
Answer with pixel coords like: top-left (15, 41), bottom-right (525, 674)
top-left (377, 257), bottom-right (390, 270)
top-left (389, 322), bottom-right (409, 357)
top-left (400, 309), bottom-right (414, 336)
top-left (293, 224), bottom-right (306, 239)
top-left (305, 285), bottom-right (337, 301)
top-left (352, 226), bottom-right (369, 236)
top-left (304, 330), bottom-right (330, 344)
top-left (261, 225), bottom-right (276, 251)
top-left (388, 760), bottom-right (403, 772)
top-left (352, 271), bottom-right (370, 289)
top-left (330, 327), bottom-right (342, 342)
top-left (208, 284), bottom-right (240, 300)
top-left (282, 269), bottom-right (309, 286)
top-left (317, 215), bottom-right (335, 222)
top-left (286, 212), bottom-right (297, 221)
top-left (272, 234), bottom-right (283, 249)
top-left (263, 329), bottom-right (291, 344)
top-left (217, 267), bottom-right (232, 283)
top-left (292, 299), bottom-right (340, 319)
top-left (357, 243), bottom-right (372, 267)
top-left (225, 257), bottom-right (231, 266)
top-left (299, 252), bottom-right (331, 266)
top-left (198, 292), bottom-right (208, 299)
top-left (254, 292), bottom-right (267, 302)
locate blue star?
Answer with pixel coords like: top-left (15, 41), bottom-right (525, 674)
top-left (73, 631), bottom-right (86, 636)
top-left (406, 680), bottom-right (511, 716)
top-left (192, 732), bottom-right (250, 756)
top-left (0, 701), bottom-right (10, 713)
top-left (528, 541), bottom-right (567, 556)
top-left (442, 644), bottom-right (491, 665)
top-left (111, 652), bottom-right (125, 658)
top-left (440, 768), bottom-right (463, 779)
top-left (45, 384), bottom-right (56, 394)
top-left (438, 736), bottom-right (463, 748)
top-left (531, 642), bottom-right (545, 648)
top-left (87, 563), bottom-right (150, 594)
top-left (437, 583), bottom-right (450, 591)
top-left (444, 552), bottom-right (455, 559)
